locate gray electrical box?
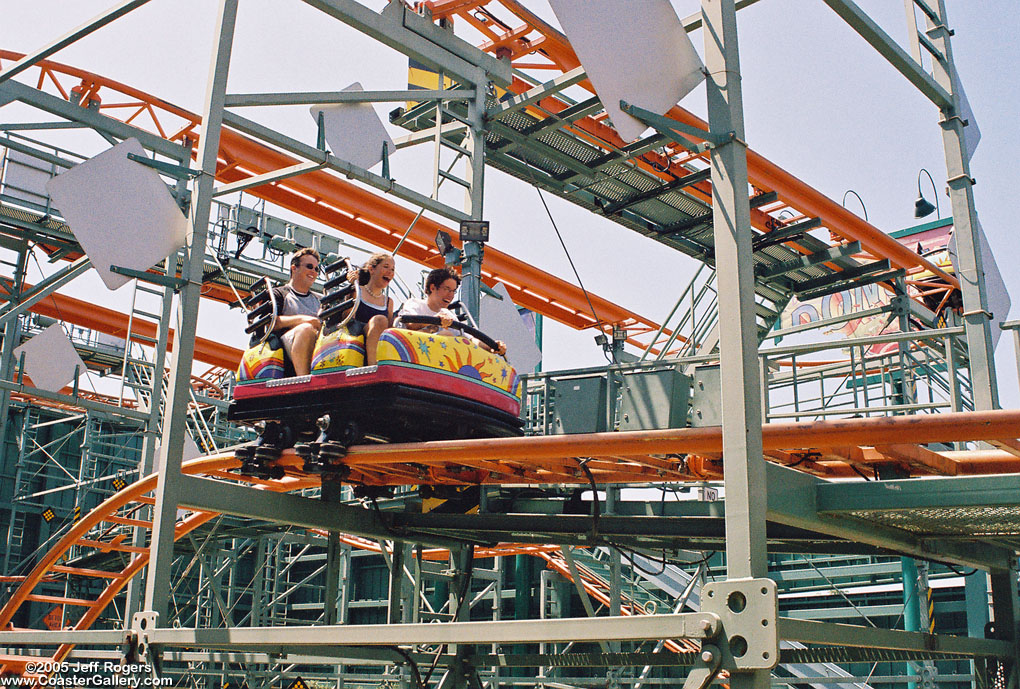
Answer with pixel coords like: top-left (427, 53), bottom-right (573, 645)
top-left (689, 364), bottom-right (721, 427)
top-left (549, 374), bottom-right (608, 434)
top-left (618, 368), bottom-right (692, 431)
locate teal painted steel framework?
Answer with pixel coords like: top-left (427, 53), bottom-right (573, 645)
top-left (0, 1), bottom-right (1017, 688)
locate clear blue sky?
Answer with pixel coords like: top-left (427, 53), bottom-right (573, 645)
top-left (1, 0), bottom-right (1017, 405)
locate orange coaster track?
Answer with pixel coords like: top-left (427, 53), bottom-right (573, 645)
top-left (1, 409), bottom-right (1018, 675)
top-left (0, 49), bottom-right (661, 348)
top-left (0, 40), bottom-right (956, 353)
top-left (423, 0), bottom-right (957, 290)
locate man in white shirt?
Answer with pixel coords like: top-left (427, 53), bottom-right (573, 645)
top-left (398, 268), bottom-right (506, 355)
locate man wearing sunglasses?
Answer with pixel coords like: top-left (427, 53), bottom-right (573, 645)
top-left (271, 247), bottom-right (322, 376)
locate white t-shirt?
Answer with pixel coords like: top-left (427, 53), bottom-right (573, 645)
top-left (397, 298), bottom-right (456, 336)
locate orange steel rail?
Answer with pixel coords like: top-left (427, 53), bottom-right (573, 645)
top-left (213, 129), bottom-right (652, 336)
top-left (299, 408), bottom-right (1020, 484)
top-left (0, 453), bottom-right (672, 678)
top-left (0, 45), bottom-right (956, 352)
top-left (0, 50), bottom-right (660, 345)
top-left (22, 285), bottom-right (242, 370)
top-left (0, 454), bottom-right (323, 680)
top-left (1, 409), bottom-right (1018, 676)
top-left (424, 1), bottom-right (959, 290)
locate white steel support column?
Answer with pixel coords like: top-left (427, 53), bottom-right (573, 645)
top-left (924, 0), bottom-right (998, 410)
top-left (701, 0), bottom-right (767, 575)
top-left (702, 0), bottom-right (769, 685)
top-left (124, 174), bottom-right (189, 625)
top-left (143, 0), bottom-right (238, 619)
top-left (461, 82), bottom-right (487, 321)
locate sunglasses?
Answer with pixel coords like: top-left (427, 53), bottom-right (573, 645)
top-left (298, 262), bottom-right (320, 271)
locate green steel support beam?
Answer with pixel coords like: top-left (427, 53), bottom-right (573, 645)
top-left (299, 0), bottom-right (507, 87)
top-left (174, 475), bottom-right (466, 549)
top-left (821, 0), bottom-right (952, 109)
top-left (766, 463), bottom-right (1013, 571)
top-left (0, 379), bottom-right (148, 422)
top-left (924, 0), bottom-right (999, 411)
top-left (756, 241), bottom-right (861, 279)
top-left (0, 255), bottom-right (87, 328)
top-left (768, 303), bottom-right (892, 339)
top-left (0, 243), bottom-right (28, 500)
top-left (224, 89), bottom-right (475, 107)
top-left (0, 80), bottom-right (188, 161)
top-left (679, 0), bottom-right (764, 32)
top-left (816, 474), bottom-right (1020, 513)
top-left (0, 122), bottom-right (90, 132)
top-left (902, 556), bottom-right (922, 689)
top-left (619, 101), bottom-right (721, 154)
top-left (487, 67), bottom-right (587, 119)
top-left (123, 251), bottom-right (177, 624)
top-left (701, 0), bottom-right (768, 577)
top-left (459, 82), bottom-right (486, 321)
top-left (211, 160), bottom-right (326, 198)
top-left (221, 110), bottom-right (471, 223)
top-left (779, 618), bottom-right (1012, 658)
top-left (988, 569), bottom-right (1020, 674)
top-left (129, 612), bottom-right (724, 648)
top-left (964, 571), bottom-right (990, 689)
top-left (143, 0), bottom-right (238, 621)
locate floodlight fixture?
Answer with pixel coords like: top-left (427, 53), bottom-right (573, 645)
top-left (915, 168), bottom-right (939, 219)
top-left (435, 229), bottom-right (463, 266)
top-left (459, 220), bottom-right (489, 243)
top-left (435, 230), bottom-right (454, 256)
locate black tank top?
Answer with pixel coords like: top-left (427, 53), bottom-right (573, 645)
top-left (354, 299), bottom-right (388, 323)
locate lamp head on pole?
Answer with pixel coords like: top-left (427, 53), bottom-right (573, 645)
top-left (914, 195), bottom-right (937, 219)
top-left (915, 168), bottom-right (939, 219)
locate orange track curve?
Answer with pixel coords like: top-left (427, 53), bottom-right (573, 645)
top-left (425, 0), bottom-right (958, 289)
top-left (0, 451), bottom-right (681, 677)
top-left (2, 408), bottom-right (1019, 675)
top-left (0, 49), bottom-right (663, 348)
top-left (0, 41), bottom-right (957, 353)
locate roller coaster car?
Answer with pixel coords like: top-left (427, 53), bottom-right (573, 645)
top-left (228, 262), bottom-right (523, 479)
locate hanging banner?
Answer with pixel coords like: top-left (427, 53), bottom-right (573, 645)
top-left (776, 220), bottom-right (959, 357)
top-left (780, 282), bottom-right (898, 356)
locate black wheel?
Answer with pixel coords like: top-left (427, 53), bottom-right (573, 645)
top-left (251, 445), bottom-right (283, 480)
top-left (339, 420), bottom-right (362, 448)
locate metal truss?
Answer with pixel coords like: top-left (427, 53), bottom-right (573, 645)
top-left (0, 0), bottom-right (1018, 688)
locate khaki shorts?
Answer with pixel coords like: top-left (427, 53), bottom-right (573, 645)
top-left (279, 327), bottom-right (302, 359)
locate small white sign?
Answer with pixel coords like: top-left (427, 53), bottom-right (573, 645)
top-left (479, 282), bottom-right (543, 374)
top-left (549, 0), bottom-right (705, 142)
top-left (948, 218), bottom-right (1010, 348)
top-left (953, 66), bottom-right (981, 162)
top-left (13, 323), bottom-right (86, 393)
top-left (699, 487), bottom-right (719, 502)
top-left (45, 138), bottom-right (188, 291)
top-left (311, 83), bottom-right (396, 172)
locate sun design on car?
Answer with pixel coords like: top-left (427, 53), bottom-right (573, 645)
top-left (438, 345), bottom-right (493, 382)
